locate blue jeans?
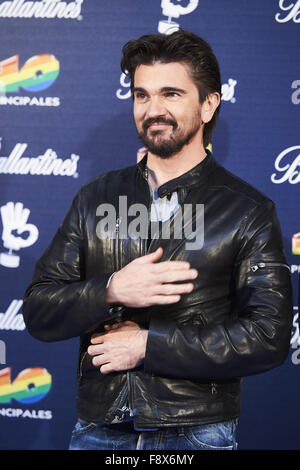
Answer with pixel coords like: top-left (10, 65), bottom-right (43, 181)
top-left (69, 418), bottom-right (238, 450)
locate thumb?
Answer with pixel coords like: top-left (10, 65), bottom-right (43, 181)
top-left (138, 247), bottom-right (163, 264)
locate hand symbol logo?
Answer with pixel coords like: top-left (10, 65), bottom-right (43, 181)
top-left (0, 202), bottom-right (39, 268)
top-left (159, 0), bottom-right (199, 34)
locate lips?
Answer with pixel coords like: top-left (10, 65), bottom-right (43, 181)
top-left (148, 123), bottom-right (172, 129)
top-left (143, 118), bottom-right (177, 132)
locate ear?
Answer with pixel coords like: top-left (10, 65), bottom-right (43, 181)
top-left (201, 92), bottom-right (221, 124)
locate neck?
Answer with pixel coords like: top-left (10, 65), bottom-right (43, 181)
top-left (146, 138), bottom-right (207, 190)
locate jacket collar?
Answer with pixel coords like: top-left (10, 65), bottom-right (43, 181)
top-left (137, 149), bottom-right (217, 198)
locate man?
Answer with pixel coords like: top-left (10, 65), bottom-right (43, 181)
top-left (23, 30), bottom-right (293, 451)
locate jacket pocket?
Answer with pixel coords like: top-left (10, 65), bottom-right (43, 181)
top-left (249, 262), bottom-right (290, 273)
top-left (246, 261), bottom-right (291, 289)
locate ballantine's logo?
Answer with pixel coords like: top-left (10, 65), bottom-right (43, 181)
top-left (158, 0), bottom-right (199, 35)
top-left (0, 0), bottom-right (83, 19)
top-left (116, 72), bottom-right (131, 100)
top-left (0, 202), bottom-right (39, 268)
top-left (275, 0), bottom-right (300, 23)
top-left (0, 300), bottom-right (25, 330)
top-left (0, 141), bottom-right (79, 177)
top-left (0, 367), bottom-right (52, 404)
top-left (271, 146), bottom-right (300, 184)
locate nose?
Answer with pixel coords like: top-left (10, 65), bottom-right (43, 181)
top-left (145, 96), bottom-right (167, 119)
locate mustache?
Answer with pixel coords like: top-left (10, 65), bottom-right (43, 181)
top-left (142, 117), bottom-right (178, 132)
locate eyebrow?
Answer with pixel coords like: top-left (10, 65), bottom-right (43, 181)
top-left (132, 86), bottom-right (187, 94)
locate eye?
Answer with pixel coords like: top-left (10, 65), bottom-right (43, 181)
top-left (135, 92), bottom-right (147, 101)
top-left (164, 92), bottom-right (180, 99)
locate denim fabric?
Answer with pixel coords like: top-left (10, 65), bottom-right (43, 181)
top-left (69, 418), bottom-right (238, 450)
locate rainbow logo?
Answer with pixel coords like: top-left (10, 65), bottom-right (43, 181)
top-left (0, 367), bottom-right (52, 404)
top-left (0, 54), bottom-right (60, 93)
top-left (292, 233), bottom-right (300, 255)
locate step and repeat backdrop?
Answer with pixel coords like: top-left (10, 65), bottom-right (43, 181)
top-left (0, 0), bottom-right (299, 450)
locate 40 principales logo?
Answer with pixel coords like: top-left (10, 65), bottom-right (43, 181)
top-left (0, 201), bottom-right (39, 268)
top-left (0, 54), bottom-right (60, 107)
top-left (158, 0), bottom-right (199, 35)
top-left (0, 367), bottom-right (53, 420)
top-left (0, 367), bottom-right (52, 404)
top-left (0, 0), bottom-right (83, 19)
top-left (292, 233), bottom-right (300, 255)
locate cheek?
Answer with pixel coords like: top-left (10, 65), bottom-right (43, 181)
top-left (133, 107), bottom-right (144, 127)
top-left (168, 102), bottom-right (192, 124)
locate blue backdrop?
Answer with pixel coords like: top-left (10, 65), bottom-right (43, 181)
top-left (0, 0), bottom-right (299, 450)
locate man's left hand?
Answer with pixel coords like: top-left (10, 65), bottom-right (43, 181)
top-left (87, 321), bottom-right (148, 374)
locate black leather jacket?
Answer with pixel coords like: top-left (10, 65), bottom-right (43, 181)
top-left (23, 151), bottom-right (293, 428)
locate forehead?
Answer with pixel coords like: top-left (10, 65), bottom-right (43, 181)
top-left (134, 62), bottom-right (197, 91)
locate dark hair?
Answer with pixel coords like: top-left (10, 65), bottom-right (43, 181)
top-left (121, 30), bottom-right (222, 148)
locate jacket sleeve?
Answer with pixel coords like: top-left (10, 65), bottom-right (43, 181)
top-left (144, 200), bottom-right (293, 381)
top-left (23, 190), bottom-right (113, 342)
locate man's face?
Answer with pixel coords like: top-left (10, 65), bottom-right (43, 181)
top-left (133, 62), bottom-right (203, 159)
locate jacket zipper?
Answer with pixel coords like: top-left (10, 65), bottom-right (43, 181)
top-left (139, 174), bottom-right (220, 411)
top-left (114, 217), bottom-right (135, 418)
top-left (141, 179), bottom-right (217, 402)
top-left (113, 217), bottom-right (124, 323)
top-left (143, 168), bottom-right (161, 254)
top-left (115, 216), bottom-right (121, 271)
top-left (250, 262), bottom-right (290, 273)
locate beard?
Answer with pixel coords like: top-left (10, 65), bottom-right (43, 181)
top-left (137, 115), bottom-right (201, 159)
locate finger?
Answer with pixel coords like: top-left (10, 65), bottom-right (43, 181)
top-left (108, 323), bottom-right (122, 330)
top-left (106, 321), bottom-right (136, 331)
top-left (135, 247), bottom-right (163, 264)
top-left (150, 294), bottom-right (181, 305)
top-left (92, 354), bottom-right (107, 367)
top-left (152, 260), bottom-right (191, 272)
top-left (105, 323), bottom-right (139, 336)
top-left (115, 320), bottom-right (138, 327)
top-left (155, 282), bottom-right (194, 296)
top-left (156, 269), bottom-right (198, 283)
top-left (100, 363), bottom-right (113, 374)
top-left (90, 335), bottom-right (105, 344)
top-left (88, 344), bottom-right (105, 356)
